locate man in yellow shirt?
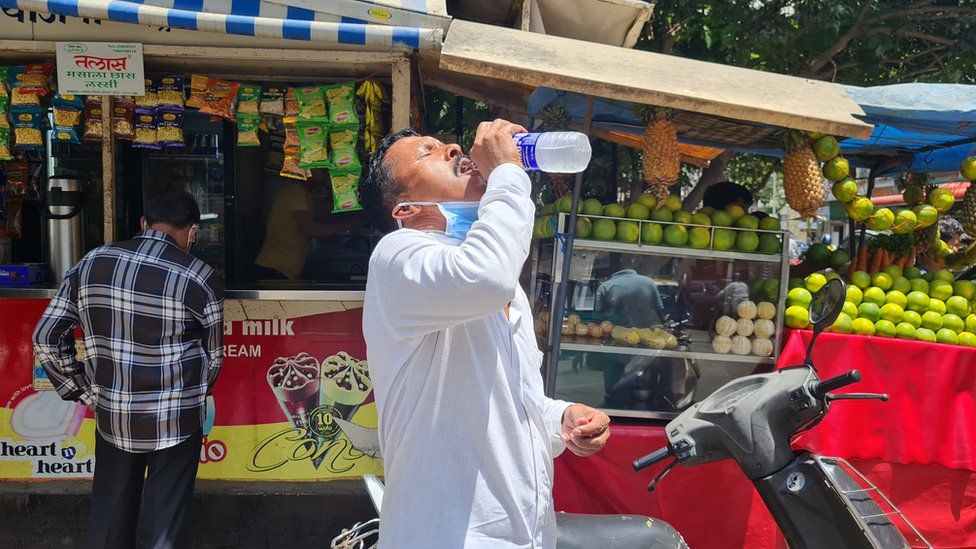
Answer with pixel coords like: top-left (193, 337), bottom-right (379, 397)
top-left (254, 171), bottom-right (361, 280)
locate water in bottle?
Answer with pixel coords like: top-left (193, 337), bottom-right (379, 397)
top-left (513, 132), bottom-right (592, 173)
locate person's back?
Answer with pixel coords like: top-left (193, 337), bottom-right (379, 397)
top-left (33, 190), bottom-right (223, 548)
top-left (255, 183), bottom-right (313, 280)
top-left (596, 269), bottom-right (664, 327)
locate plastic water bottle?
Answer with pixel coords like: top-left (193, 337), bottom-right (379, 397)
top-left (513, 132), bottom-right (592, 173)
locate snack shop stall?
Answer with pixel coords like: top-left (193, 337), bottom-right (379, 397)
top-left (435, 24), bottom-right (976, 548)
top-left (0, 1), bottom-right (446, 485)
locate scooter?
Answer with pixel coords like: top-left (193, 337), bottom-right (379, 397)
top-left (332, 278), bottom-right (930, 549)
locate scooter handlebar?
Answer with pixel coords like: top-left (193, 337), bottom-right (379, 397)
top-left (810, 369), bottom-right (861, 399)
top-left (633, 445), bottom-right (673, 472)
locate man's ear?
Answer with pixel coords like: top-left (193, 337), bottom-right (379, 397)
top-left (391, 204), bottom-right (422, 224)
top-left (140, 216), bottom-right (148, 231)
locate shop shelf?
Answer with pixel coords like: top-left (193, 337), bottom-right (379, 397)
top-left (559, 342), bottom-right (775, 365)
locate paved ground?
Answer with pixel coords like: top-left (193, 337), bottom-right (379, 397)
top-left (0, 480), bottom-right (377, 548)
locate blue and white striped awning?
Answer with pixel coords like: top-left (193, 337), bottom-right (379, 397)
top-left (0, 0), bottom-right (446, 49)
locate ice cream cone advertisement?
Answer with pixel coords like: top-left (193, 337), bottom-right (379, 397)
top-left (0, 299), bottom-right (382, 481)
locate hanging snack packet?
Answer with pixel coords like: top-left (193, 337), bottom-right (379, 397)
top-left (329, 128), bottom-right (361, 169)
top-left (82, 96), bottom-right (104, 142)
top-left (186, 74), bottom-right (210, 109)
top-left (0, 126), bottom-right (11, 161)
top-left (200, 78), bottom-right (240, 120)
top-left (16, 63), bottom-right (52, 95)
top-left (12, 109), bottom-right (44, 150)
top-left (133, 107), bottom-right (160, 150)
top-left (297, 122), bottom-right (329, 168)
top-left (283, 119), bottom-right (300, 155)
top-left (158, 74), bottom-right (185, 108)
top-left (157, 108), bottom-right (185, 148)
top-left (260, 85), bottom-right (286, 116)
top-left (52, 92), bottom-right (84, 111)
top-left (237, 84), bottom-right (261, 116)
top-left (329, 167), bottom-right (363, 213)
top-left (296, 86), bottom-right (327, 121)
top-left (52, 93), bottom-right (84, 144)
top-left (280, 155), bottom-right (310, 181)
top-left (10, 86), bottom-right (41, 108)
top-left (284, 87), bottom-right (299, 118)
top-left (135, 77), bottom-right (159, 108)
top-left (237, 113), bottom-right (261, 147)
top-left (324, 82), bottom-right (359, 128)
top-left (113, 97), bottom-right (136, 140)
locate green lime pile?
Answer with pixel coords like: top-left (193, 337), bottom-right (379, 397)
top-left (792, 267), bottom-right (976, 347)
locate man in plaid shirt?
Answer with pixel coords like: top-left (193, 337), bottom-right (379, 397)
top-left (33, 190), bottom-right (224, 549)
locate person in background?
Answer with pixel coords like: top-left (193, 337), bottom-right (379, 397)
top-left (596, 255), bottom-right (666, 328)
top-left (254, 170), bottom-right (361, 280)
top-left (921, 216), bottom-right (967, 273)
top-left (360, 121), bottom-right (612, 548)
top-left (702, 181), bottom-right (754, 211)
top-left (33, 190), bottom-right (224, 549)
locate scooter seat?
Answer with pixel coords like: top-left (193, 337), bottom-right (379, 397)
top-left (555, 513), bottom-right (688, 549)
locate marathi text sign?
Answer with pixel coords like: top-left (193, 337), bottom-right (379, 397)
top-left (55, 42), bottom-right (145, 96)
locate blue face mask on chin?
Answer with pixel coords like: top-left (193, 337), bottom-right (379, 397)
top-left (396, 201), bottom-right (480, 240)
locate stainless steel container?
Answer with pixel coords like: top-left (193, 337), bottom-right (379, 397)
top-left (42, 177), bottom-right (85, 282)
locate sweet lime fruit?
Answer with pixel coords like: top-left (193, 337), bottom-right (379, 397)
top-left (920, 311), bottom-right (943, 331)
top-left (953, 281), bottom-right (976, 301)
top-left (736, 215), bottom-right (760, 230)
top-left (592, 219), bottom-right (617, 241)
top-left (966, 314), bottom-right (976, 333)
top-left (866, 208), bottom-right (895, 231)
top-left (663, 224), bottom-right (688, 246)
top-left (934, 269), bottom-right (955, 284)
top-left (788, 287), bottom-right (813, 308)
top-left (789, 277), bottom-right (806, 290)
top-left (913, 204), bottom-right (939, 228)
top-left (928, 188), bottom-right (956, 213)
top-left (842, 301), bottom-right (859, 319)
top-left (575, 217), bottom-right (593, 239)
top-left (582, 198), bottom-right (604, 216)
top-left (862, 287), bottom-right (886, 307)
top-left (883, 265), bottom-right (903, 279)
top-left (846, 286), bottom-right (863, 305)
top-left (736, 232), bottom-right (760, 252)
top-left (832, 178), bottom-right (858, 203)
top-left (616, 221), bottom-right (640, 243)
top-left (758, 234), bottom-right (782, 254)
top-left (650, 207), bottom-right (673, 223)
top-left (848, 197), bottom-right (875, 222)
top-left (603, 203), bottom-right (627, 217)
top-left (891, 210), bottom-right (917, 234)
top-left (915, 327), bottom-right (937, 343)
top-left (895, 322), bottom-right (917, 340)
top-left (946, 296), bottom-right (971, 317)
top-left (904, 266), bottom-right (923, 280)
top-left (698, 206), bottom-right (715, 217)
top-left (785, 306), bottom-right (810, 329)
top-left (641, 222), bottom-right (663, 244)
top-left (857, 303), bottom-right (882, 323)
top-left (937, 328), bottom-right (959, 345)
top-left (759, 217), bottom-right (781, 231)
top-left (710, 211), bottom-right (733, 227)
top-left (692, 212), bottom-right (712, 226)
top-left (891, 276), bottom-right (911, 294)
top-left (851, 271), bottom-right (871, 289)
top-left (902, 310), bottom-right (923, 328)
top-left (663, 194), bottom-right (683, 213)
top-left (962, 156), bottom-right (976, 181)
top-left (943, 313), bottom-right (965, 334)
top-left (626, 203), bottom-right (651, 220)
top-left (763, 279), bottom-right (781, 302)
top-left (879, 303), bottom-right (904, 324)
top-left (909, 278), bottom-right (929, 294)
top-left (688, 227), bottom-right (711, 249)
top-left (806, 243), bottom-right (831, 263)
top-left (906, 291), bottom-right (930, 312)
top-left (635, 194), bottom-right (658, 210)
top-left (852, 318), bottom-right (876, 336)
top-left (959, 332), bottom-right (976, 347)
top-left (806, 273), bottom-right (828, 293)
top-left (814, 136), bottom-right (841, 162)
top-left (831, 313), bottom-right (854, 334)
top-left (885, 290), bottom-right (908, 308)
top-left (871, 273), bottom-right (893, 291)
top-left (930, 281), bottom-right (953, 302)
top-left (713, 229), bottom-right (736, 250)
top-left (875, 319), bottom-right (897, 337)
top-left (823, 156), bottom-right (851, 181)
top-left (673, 210), bottom-right (694, 224)
top-left (557, 195), bottom-right (582, 213)
top-left (725, 204), bottom-right (746, 220)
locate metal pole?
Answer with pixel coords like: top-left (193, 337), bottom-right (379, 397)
top-left (545, 96), bottom-right (595, 395)
top-left (101, 95), bottom-right (115, 244)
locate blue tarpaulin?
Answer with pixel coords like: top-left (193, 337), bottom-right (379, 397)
top-left (527, 83), bottom-right (976, 176)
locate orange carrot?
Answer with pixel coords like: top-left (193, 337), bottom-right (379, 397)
top-left (869, 248), bottom-right (884, 274)
top-left (856, 244), bottom-right (869, 273)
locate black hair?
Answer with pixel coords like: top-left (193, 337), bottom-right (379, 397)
top-left (940, 216), bottom-right (965, 241)
top-left (144, 190), bottom-right (200, 229)
top-left (702, 181), bottom-right (754, 210)
top-left (360, 128), bottom-right (420, 233)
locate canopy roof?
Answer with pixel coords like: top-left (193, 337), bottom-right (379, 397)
top-left (527, 82), bottom-right (976, 176)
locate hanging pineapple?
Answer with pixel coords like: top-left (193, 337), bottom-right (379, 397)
top-left (914, 222), bottom-right (939, 263)
top-left (782, 131), bottom-right (826, 218)
top-left (635, 106), bottom-right (680, 204)
top-left (959, 156), bottom-right (976, 237)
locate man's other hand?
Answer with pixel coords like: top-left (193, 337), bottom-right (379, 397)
top-left (561, 403), bottom-right (611, 457)
top-left (469, 119), bottom-right (527, 178)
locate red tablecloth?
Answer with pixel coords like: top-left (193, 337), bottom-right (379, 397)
top-left (554, 331), bottom-right (976, 548)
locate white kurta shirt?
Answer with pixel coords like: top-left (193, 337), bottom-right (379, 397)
top-left (363, 163), bottom-right (571, 549)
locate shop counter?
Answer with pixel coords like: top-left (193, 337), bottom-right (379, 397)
top-left (554, 330), bottom-right (976, 548)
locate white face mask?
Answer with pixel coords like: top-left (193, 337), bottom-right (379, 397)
top-left (395, 201), bottom-right (480, 240)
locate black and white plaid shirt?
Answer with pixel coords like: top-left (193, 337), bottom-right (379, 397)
top-left (33, 230), bottom-right (224, 452)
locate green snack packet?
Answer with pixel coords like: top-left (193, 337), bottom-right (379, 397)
top-left (296, 85), bottom-right (327, 121)
top-left (297, 121), bottom-right (330, 168)
top-left (323, 82), bottom-right (359, 128)
top-left (329, 167), bottom-right (363, 213)
top-left (237, 83), bottom-right (262, 115)
top-left (0, 125), bottom-right (11, 160)
top-left (236, 113), bottom-right (261, 147)
top-left (329, 128), bottom-right (361, 169)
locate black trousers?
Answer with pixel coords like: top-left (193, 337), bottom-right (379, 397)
top-left (86, 429), bottom-right (203, 549)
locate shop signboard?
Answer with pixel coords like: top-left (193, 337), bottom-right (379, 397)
top-left (55, 42), bottom-right (145, 96)
top-left (0, 298), bottom-right (382, 481)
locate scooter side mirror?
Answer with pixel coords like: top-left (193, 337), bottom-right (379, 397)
top-left (805, 278), bottom-right (846, 367)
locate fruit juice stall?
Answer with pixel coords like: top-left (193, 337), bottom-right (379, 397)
top-left (511, 71), bottom-right (976, 544)
top-left (0, 0), bottom-right (445, 488)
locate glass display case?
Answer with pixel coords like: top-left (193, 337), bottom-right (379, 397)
top-left (537, 213), bottom-right (791, 419)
